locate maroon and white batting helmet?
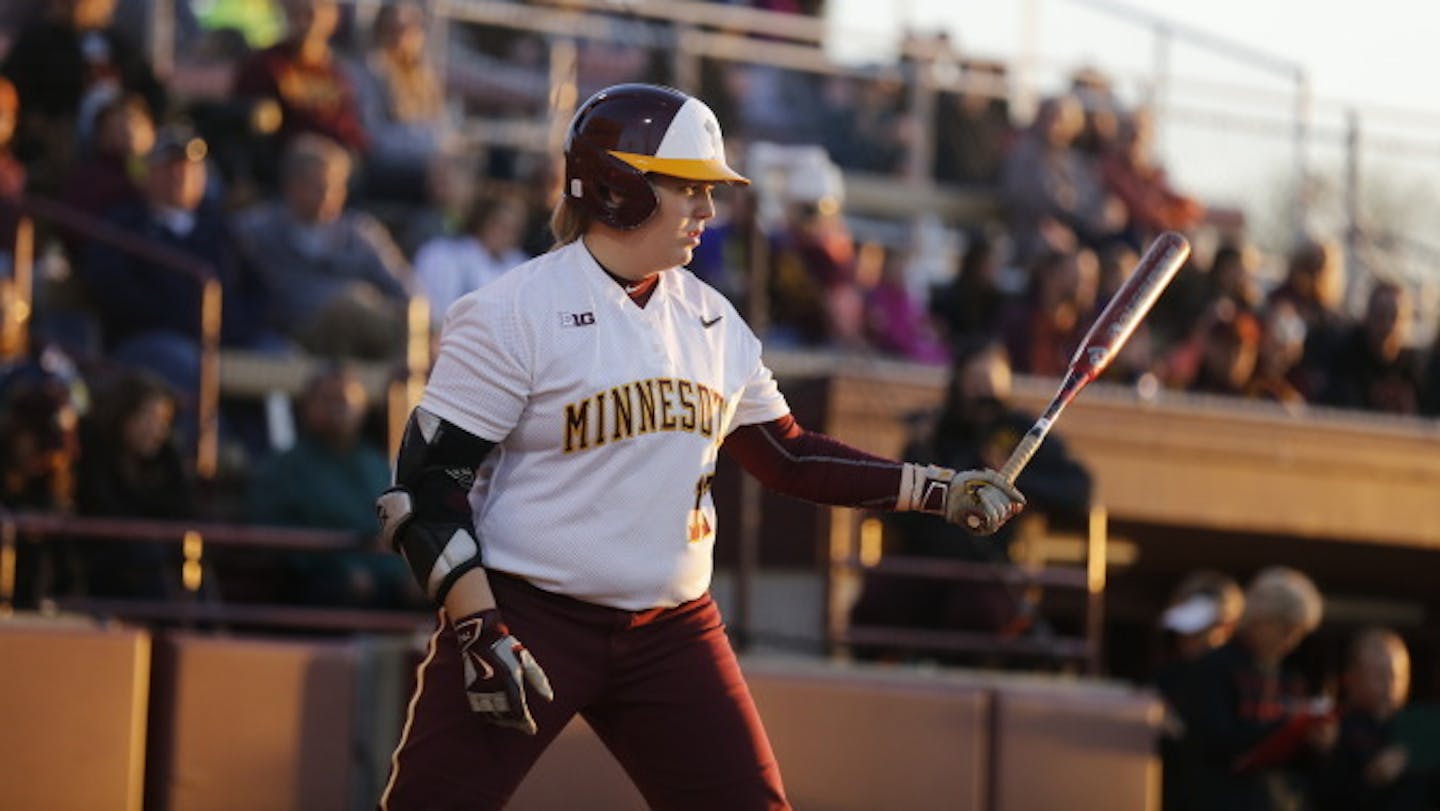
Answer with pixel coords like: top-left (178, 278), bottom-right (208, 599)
top-left (563, 83), bottom-right (750, 230)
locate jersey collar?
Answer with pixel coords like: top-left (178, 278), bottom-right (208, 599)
top-left (573, 239), bottom-right (670, 308)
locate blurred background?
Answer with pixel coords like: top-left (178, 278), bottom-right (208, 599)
top-left (1, 1), bottom-right (1438, 809)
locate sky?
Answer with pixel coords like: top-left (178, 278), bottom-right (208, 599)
top-left (830, 0), bottom-right (1440, 113)
top-left (825, 0), bottom-right (1440, 247)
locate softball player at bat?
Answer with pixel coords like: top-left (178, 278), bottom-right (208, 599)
top-left (376, 83), bottom-right (1026, 810)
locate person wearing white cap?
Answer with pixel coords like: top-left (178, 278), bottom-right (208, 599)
top-left (1171, 566), bottom-right (1333, 810)
top-left (1154, 569), bottom-right (1245, 811)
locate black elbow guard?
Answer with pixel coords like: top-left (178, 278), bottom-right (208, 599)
top-left (375, 408), bottom-right (496, 604)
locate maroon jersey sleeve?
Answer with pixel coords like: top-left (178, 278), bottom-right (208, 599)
top-left (722, 415), bottom-right (903, 509)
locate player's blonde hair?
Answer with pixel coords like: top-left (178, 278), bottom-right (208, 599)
top-left (1241, 566), bottom-right (1323, 632)
top-left (549, 196), bottom-right (590, 249)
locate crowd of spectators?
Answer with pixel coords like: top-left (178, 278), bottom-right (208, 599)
top-left (1, 0), bottom-right (1437, 621)
top-left (1151, 568), bottom-right (1439, 810)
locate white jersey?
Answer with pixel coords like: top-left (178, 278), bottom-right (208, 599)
top-left (420, 239), bottom-right (789, 610)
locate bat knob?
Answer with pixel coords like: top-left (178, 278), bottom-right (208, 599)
top-left (964, 514), bottom-right (981, 530)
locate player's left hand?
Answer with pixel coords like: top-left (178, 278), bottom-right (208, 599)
top-left (453, 608), bottom-right (554, 735)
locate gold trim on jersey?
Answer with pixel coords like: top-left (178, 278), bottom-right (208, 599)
top-left (563, 377), bottom-right (726, 453)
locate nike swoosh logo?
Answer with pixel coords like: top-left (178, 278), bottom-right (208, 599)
top-left (700, 315), bottom-right (723, 328)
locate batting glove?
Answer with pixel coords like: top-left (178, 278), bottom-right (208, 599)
top-left (453, 609), bottom-right (554, 735)
top-left (898, 464), bottom-right (1026, 535)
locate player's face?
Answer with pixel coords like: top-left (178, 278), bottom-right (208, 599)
top-left (632, 175), bottom-right (718, 272)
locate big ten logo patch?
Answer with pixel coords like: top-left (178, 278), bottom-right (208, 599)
top-left (559, 311), bottom-right (596, 328)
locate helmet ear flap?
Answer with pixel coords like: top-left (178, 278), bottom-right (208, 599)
top-left (569, 144), bottom-right (658, 229)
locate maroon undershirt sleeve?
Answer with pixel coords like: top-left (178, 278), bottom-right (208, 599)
top-left (721, 414), bottom-right (905, 509)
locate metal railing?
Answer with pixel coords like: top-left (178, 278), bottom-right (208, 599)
top-left (2, 195), bottom-right (224, 479)
top-left (0, 509), bottom-right (429, 632)
top-left (828, 505), bottom-right (1110, 674)
top-left (1, 195), bottom-right (434, 475)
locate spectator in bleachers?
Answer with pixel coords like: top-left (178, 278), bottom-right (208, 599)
top-left (1209, 241), bottom-right (1264, 314)
top-left (1068, 67), bottom-right (1121, 158)
top-left (232, 0), bottom-right (367, 188)
top-left (1100, 109), bottom-right (1205, 244)
top-left (1268, 236), bottom-right (1350, 400)
top-left (849, 340), bottom-right (1091, 643)
top-left (998, 248), bottom-right (1099, 376)
top-left (0, 76), bottom-right (24, 264)
top-left (767, 158), bottom-right (866, 348)
top-left (1321, 281), bottom-right (1423, 415)
top-left (1244, 299), bottom-right (1309, 409)
top-left (732, 61), bottom-right (825, 145)
top-left (1094, 239), bottom-right (1137, 312)
top-left (933, 61), bottom-right (1011, 186)
top-left (1154, 570), bottom-right (1246, 811)
top-left (1172, 300), bottom-right (1261, 398)
top-left (1001, 94), bottom-right (1126, 266)
top-left (58, 91), bottom-right (152, 231)
top-left (234, 133), bottom-right (411, 361)
top-left (928, 233), bottom-right (1007, 355)
top-left (820, 74), bottom-right (909, 175)
top-left (1315, 628), bottom-right (1437, 810)
top-left (862, 246), bottom-right (948, 364)
top-left (1153, 241), bottom-right (1260, 355)
top-left (0, 361), bottom-right (80, 512)
top-left (351, 1), bottom-right (445, 199)
top-left (413, 192), bottom-right (528, 328)
top-left (76, 369), bottom-right (192, 599)
top-left (0, 0), bottom-right (164, 191)
top-left (249, 365), bottom-right (419, 609)
top-left (1174, 566), bottom-right (1334, 811)
top-left (0, 358), bottom-right (83, 604)
top-left (399, 148), bottom-right (482, 257)
top-left (82, 126), bottom-right (280, 395)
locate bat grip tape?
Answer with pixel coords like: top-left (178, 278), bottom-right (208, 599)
top-left (999, 419), bottom-right (1050, 483)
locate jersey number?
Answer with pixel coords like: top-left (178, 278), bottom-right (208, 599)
top-left (687, 473), bottom-right (715, 543)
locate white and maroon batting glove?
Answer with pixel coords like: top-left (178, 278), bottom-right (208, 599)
top-left (897, 464), bottom-right (1026, 535)
top-left (453, 609), bottom-right (554, 735)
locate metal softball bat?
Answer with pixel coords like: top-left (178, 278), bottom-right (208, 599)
top-left (964, 231), bottom-right (1191, 530)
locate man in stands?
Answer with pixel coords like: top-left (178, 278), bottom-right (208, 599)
top-left (83, 126), bottom-right (277, 395)
top-left (250, 365), bottom-right (420, 609)
top-left (233, 133), bottom-right (411, 361)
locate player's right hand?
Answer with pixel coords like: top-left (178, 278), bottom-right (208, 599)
top-left (453, 608), bottom-right (554, 735)
top-left (949, 468), bottom-right (1026, 535)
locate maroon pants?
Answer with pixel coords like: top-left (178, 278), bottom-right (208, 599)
top-left (380, 573), bottom-right (790, 810)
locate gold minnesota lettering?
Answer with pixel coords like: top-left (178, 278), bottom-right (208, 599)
top-left (563, 378), bottom-right (725, 453)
